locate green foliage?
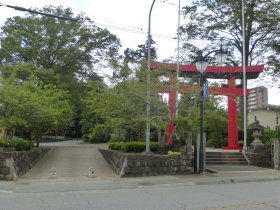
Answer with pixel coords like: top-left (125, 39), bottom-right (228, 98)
top-left (123, 38), bottom-right (157, 62)
top-left (120, 141), bottom-right (146, 152)
top-left (82, 77), bottom-right (168, 142)
top-left (206, 138), bottom-right (227, 148)
top-left (181, 0), bottom-right (280, 67)
top-left (108, 142), bottom-right (125, 150)
top-left (0, 65), bottom-right (73, 142)
top-left (0, 6), bottom-right (120, 81)
top-left (108, 141), bottom-right (159, 153)
top-left (238, 140), bottom-right (244, 147)
top-left (2, 137), bottom-right (34, 151)
top-left (83, 124), bottom-right (111, 144)
top-left (0, 6), bottom-right (121, 139)
top-left (262, 128), bottom-right (278, 146)
top-left (167, 151), bottom-right (181, 156)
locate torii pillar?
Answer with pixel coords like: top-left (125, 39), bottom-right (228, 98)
top-left (210, 77), bottom-right (249, 149)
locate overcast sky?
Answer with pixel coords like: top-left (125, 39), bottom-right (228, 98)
top-left (0, 0), bottom-right (190, 60)
top-left (0, 0), bottom-right (279, 104)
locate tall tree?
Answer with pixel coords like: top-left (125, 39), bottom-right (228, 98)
top-left (124, 38), bottom-right (157, 62)
top-left (0, 6), bottom-right (120, 80)
top-left (180, 0), bottom-right (280, 128)
top-left (0, 64), bottom-right (73, 145)
top-left (181, 0), bottom-right (280, 66)
top-left (110, 38), bottom-right (157, 82)
top-left (0, 6), bottom-right (121, 136)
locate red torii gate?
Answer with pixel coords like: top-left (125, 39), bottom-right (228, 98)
top-left (151, 63), bottom-right (264, 150)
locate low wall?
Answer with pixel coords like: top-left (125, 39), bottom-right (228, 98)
top-left (246, 151), bottom-right (272, 168)
top-left (0, 148), bottom-right (50, 180)
top-left (99, 149), bottom-right (193, 177)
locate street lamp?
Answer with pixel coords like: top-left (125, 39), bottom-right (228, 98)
top-left (146, 0), bottom-right (156, 153)
top-left (195, 49), bottom-right (227, 174)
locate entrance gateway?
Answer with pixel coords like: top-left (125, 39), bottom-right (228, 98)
top-left (151, 62), bottom-right (264, 150)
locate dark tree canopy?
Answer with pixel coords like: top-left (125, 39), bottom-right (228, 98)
top-left (124, 38), bottom-right (157, 62)
top-left (0, 6), bottom-right (121, 139)
top-left (0, 6), bottom-right (121, 85)
top-left (180, 0), bottom-right (280, 67)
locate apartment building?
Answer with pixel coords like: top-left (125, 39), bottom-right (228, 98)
top-left (238, 86), bottom-right (279, 130)
top-left (248, 86), bottom-right (268, 109)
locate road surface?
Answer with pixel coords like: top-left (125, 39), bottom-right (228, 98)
top-left (0, 180), bottom-right (280, 210)
top-left (21, 140), bottom-right (117, 180)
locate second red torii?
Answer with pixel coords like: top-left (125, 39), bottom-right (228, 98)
top-left (152, 62), bottom-right (264, 149)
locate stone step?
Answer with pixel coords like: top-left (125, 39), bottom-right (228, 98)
top-left (206, 152), bottom-right (243, 157)
top-left (207, 157), bottom-right (246, 161)
top-left (206, 152), bottom-right (248, 165)
top-left (207, 161), bottom-right (248, 165)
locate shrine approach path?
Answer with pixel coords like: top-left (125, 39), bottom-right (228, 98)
top-left (20, 140), bottom-right (117, 180)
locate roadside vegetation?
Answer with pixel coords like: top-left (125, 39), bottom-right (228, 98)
top-left (0, 1), bottom-right (279, 151)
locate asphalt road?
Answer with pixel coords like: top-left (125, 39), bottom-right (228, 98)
top-left (21, 140), bottom-right (117, 180)
top-left (0, 180), bottom-right (280, 210)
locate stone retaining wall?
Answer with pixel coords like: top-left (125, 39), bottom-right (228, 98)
top-left (0, 148), bottom-right (50, 180)
top-left (246, 151), bottom-right (272, 168)
top-left (99, 149), bottom-right (193, 177)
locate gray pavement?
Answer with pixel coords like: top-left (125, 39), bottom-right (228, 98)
top-left (21, 140), bottom-right (117, 180)
top-left (206, 164), bottom-right (276, 172)
top-left (1, 140), bottom-right (280, 210)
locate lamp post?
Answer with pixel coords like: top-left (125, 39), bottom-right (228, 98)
top-left (195, 56), bottom-right (208, 175)
top-left (195, 49), bottom-right (227, 174)
top-left (146, 0), bottom-right (156, 153)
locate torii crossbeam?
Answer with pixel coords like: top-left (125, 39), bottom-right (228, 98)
top-left (151, 62), bottom-right (264, 149)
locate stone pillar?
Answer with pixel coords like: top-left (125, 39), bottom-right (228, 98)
top-left (272, 138), bottom-right (280, 169)
top-left (180, 132), bottom-right (192, 159)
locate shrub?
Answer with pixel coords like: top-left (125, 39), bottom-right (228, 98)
top-left (108, 141), bottom-right (159, 153)
top-left (167, 151), bottom-right (181, 156)
top-left (3, 137), bottom-right (34, 151)
top-left (262, 128), bottom-right (277, 146)
top-left (121, 142), bottom-right (145, 152)
top-left (238, 140), bottom-right (244, 147)
top-left (108, 142), bottom-right (124, 150)
top-left (150, 142), bottom-right (159, 152)
top-left (85, 125), bottom-right (111, 143)
top-left (206, 138), bottom-right (227, 148)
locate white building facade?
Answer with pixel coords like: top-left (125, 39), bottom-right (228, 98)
top-left (248, 105), bottom-right (280, 130)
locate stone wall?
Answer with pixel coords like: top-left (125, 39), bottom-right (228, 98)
top-left (0, 148), bottom-right (49, 180)
top-left (99, 149), bottom-right (193, 177)
top-left (246, 151), bottom-right (272, 168)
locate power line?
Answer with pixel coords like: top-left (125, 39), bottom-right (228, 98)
top-left (51, 0), bottom-right (179, 41)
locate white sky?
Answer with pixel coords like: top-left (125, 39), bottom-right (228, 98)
top-left (0, 0), bottom-right (279, 105)
top-left (0, 0), bottom-right (188, 60)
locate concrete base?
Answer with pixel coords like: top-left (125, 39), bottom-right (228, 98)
top-left (223, 146), bottom-right (241, 150)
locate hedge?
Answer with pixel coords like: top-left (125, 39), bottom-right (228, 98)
top-left (1, 138), bottom-right (34, 151)
top-left (109, 141), bottom-right (159, 153)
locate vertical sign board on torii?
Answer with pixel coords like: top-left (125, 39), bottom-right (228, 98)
top-left (151, 63), bottom-right (264, 149)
